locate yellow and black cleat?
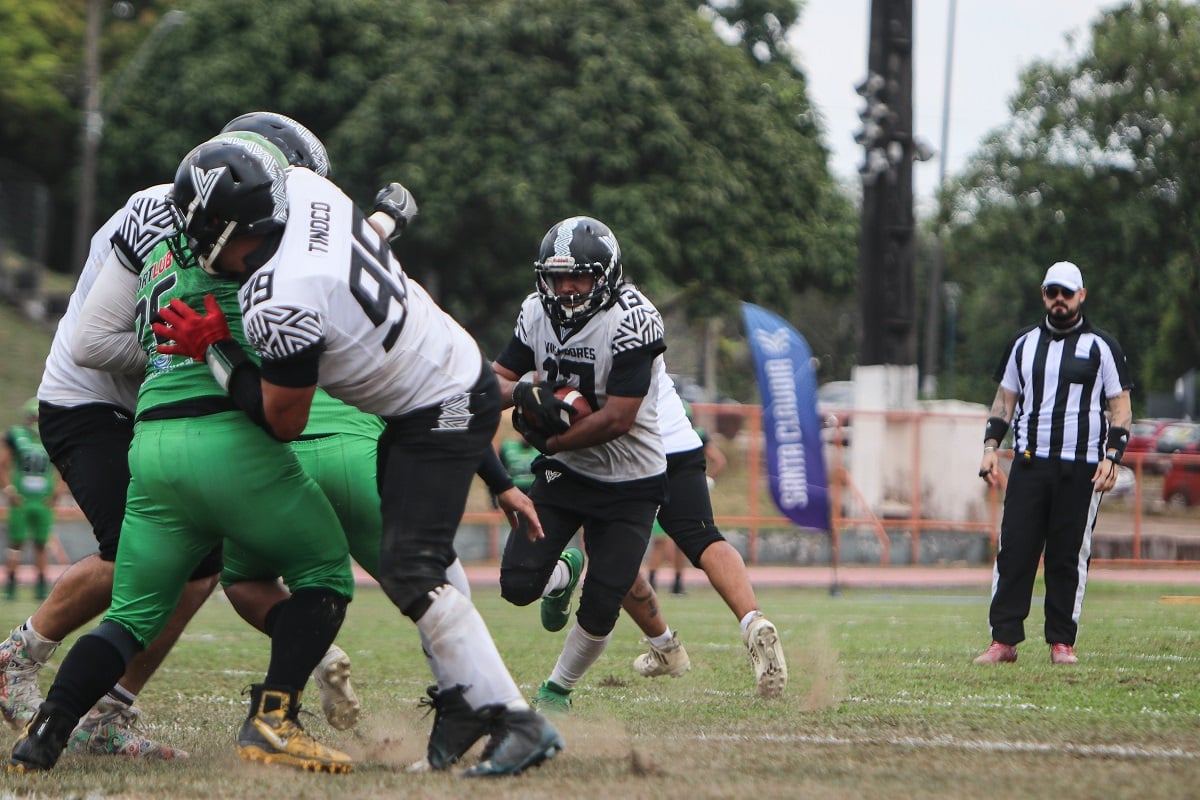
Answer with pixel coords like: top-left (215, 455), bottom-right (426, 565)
top-left (236, 685), bottom-right (352, 774)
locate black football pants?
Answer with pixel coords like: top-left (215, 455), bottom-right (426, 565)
top-left (988, 456), bottom-right (1102, 646)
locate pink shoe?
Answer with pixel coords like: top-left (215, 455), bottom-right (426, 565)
top-left (1050, 643), bottom-right (1078, 665)
top-left (973, 641), bottom-right (1018, 664)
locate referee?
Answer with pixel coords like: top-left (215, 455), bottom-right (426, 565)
top-left (974, 261), bottom-right (1132, 665)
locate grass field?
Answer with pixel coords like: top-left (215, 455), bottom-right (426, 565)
top-left (0, 579), bottom-right (1196, 799)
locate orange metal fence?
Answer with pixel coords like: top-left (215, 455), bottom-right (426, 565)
top-left (7, 405), bottom-right (1197, 568)
top-left (473, 403), bottom-right (1200, 567)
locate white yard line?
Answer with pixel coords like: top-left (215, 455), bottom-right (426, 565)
top-left (677, 732), bottom-right (1200, 760)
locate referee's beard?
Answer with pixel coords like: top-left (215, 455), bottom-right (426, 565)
top-left (1046, 304), bottom-right (1081, 329)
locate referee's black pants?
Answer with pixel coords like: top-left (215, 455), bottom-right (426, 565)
top-left (988, 456), bottom-right (1102, 647)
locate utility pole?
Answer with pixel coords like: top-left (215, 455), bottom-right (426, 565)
top-left (72, 0), bottom-right (103, 278)
top-left (920, 0), bottom-right (958, 399)
top-left (855, 0), bottom-right (916, 366)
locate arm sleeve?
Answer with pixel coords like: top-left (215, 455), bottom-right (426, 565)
top-left (71, 251), bottom-right (148, 375)
top-left (494, 335), bottom-right (536, 378)
top-left (259, 348), bottom-right (324, 388)
top-left (607, 347), bottom-right (662, 397)
top-left (476, 447), bottom-right (515, 495)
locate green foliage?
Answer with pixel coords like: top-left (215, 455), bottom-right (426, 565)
top-left (0, 301), bottom-right (52, 429)
top-left (0, 0), bottom-right (82, 164)
top-left (943, 0), bottom-right (1200, 402)
top-left (88, 0), bottom-right (855, 354)
top-left (3, 582), bottom-right (1198, 798)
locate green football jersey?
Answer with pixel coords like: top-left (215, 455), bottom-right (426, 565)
top-left (132, 239), bottom-right (253, 416)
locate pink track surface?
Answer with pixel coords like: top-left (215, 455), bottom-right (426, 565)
top-left (13, 563), bottom-right (1200, 593)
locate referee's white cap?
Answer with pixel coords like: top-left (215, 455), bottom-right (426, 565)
top-left (1042, 261), bottom-right (1083, 291)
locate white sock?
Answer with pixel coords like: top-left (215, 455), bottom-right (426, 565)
top-left (739, 610), bottom-right (761, 636)
top-left (107, 684), bottom-right (137, 707)
top-left (548, 624), bottom-right (611, 690)
top-left (416, 585), bottom-right (528, 711)
top-left (18, 619), bottom-right (60, 663)
top-left (541, 559), bottom-right (570, 598)
top-left (445, 557), bottom-right (471, 600)
top-left (647, 628), bottom-right (675, 649)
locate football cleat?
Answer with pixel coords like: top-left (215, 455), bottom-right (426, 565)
top-left (311, 644), bottom-right (360, 730)
top-left (632, 631), bottom-right (691, 678)
top-left (67, 696), bottom-right (188, 759)
top-left (411, 684), bottom-right (495, 772)
top-left (0, 628), bottom-right (50, 731)
top-left (744, 612), bottom-right (787, 698)
top-left (540, 548), bottom-right (584, 633)
top-left (531, 680), bottom-right (572, 715)
top-left (236, 684), bottom-right (352, 774)
top-left (8, 703), bottom-right (76, 773)
top-left (461, 707), bottom-right (563, 778)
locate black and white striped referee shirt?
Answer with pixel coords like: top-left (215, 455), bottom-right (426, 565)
top-left (993, 317), bottom-right (1131, 464)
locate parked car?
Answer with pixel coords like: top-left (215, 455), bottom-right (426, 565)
top-left (1162, 443), bottom-right (1200, 508)
top-left (1126, 418), bottom-right (1177, 473)
top-left (1126, 418), bottom-right (1174, 456)
top-left (1154, 421), bottom-right (1200, 456)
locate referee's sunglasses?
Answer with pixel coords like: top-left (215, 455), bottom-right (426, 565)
top-left (1043, 285), bottom-right (1076, 300)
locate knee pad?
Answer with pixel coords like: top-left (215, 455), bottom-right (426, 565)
top-left (377, 555), bottom-right (451, 619)
top-left (498, 566), bottom-right (544, 608)
top-left (287, 587), bottom-right (348, 632)
top-left (376, 530), bottom-right (461, 615)
top-left (574, 581), bottom-right (625, 637)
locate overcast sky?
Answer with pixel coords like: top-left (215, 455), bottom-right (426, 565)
top-left (789, 0), bottom-right (1124, 215)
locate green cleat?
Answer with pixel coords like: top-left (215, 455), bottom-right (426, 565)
top-left (540, 548), bottom-right (583, 633)
top-left (531, 680), bottom-right (572, 715)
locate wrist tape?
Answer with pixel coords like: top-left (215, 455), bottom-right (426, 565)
top-left (205, 340), bottom-right (248, 393)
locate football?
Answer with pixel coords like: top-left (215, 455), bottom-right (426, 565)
top-left (555, 386), bottom-right (593, 428)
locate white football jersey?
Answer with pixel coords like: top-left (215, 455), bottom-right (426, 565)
top-left (36, 185), bottom-right (172, 411)
top-left (512, 286), bottom-right (667, 482)
top-left (655, 358), bottom-right (703, 455)
top-left (239, 168), bottom-right (483, 417)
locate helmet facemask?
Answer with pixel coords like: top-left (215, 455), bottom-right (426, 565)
top-left (179, 197), bottom-right (240, 277)
top-left (536, 259), bottom-right (612, 325)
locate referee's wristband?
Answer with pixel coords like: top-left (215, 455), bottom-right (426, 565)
top-left (1105, 452), bottom-right (1121, 465)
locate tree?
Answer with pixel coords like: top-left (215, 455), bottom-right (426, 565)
top-left (942, 0), bottom-right (1200, 404)
top-left (93, 0), bottom-right (856, 361)
top-left (0, 0), bottom-right (183, 268)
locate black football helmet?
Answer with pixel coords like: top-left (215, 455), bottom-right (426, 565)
top-left (534, 216), bottom-right (623, 325)
top-left (170, 135), bottom-right (289, 276)
top-left (220, 111), bottom-right (331, 177)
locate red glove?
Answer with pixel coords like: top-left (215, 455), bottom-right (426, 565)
top-left (153, 294), bottom-right (233, 362)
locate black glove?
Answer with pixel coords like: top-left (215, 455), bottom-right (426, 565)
top-left (373, 182), bottom-right (419, 240)
top-left (512, 407), bottom-right (552, 454)
top-left (511, 381), bottom-right (572, 435)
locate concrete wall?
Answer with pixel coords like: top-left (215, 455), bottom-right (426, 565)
top-left (847, 365), bottom-right (990, 523)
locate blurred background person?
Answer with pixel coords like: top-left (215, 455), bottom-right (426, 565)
top-left (1, 400), bottom-right (60, 601)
